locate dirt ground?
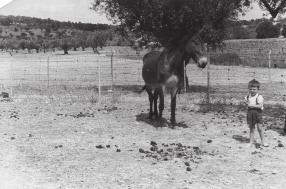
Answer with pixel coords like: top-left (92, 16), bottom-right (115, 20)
top-left (1, 90), bottom-right (286, 189)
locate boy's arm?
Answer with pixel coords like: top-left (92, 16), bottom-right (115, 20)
top-left (243, 96), bottom-right (248, 105)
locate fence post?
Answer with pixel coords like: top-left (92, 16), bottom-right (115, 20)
top-left (268, 50), bottom-right (272, 83)
top-left (207, 45), bottom-right (210, 106)
top-left (110, 51), bottom-right (114, 92)
top-left (284, 114), bottom-right (286, 134)
top-left (98, 60), bottom-right (101, 104)
top-left (47, 56), bottom-right (50, 89)
top-left (183, 60), bottom-right (187, 93)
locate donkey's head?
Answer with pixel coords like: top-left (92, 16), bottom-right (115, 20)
top-left (184, 30), bottom-right (208, 69)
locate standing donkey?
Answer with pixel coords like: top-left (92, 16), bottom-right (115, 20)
top-left (141, 31), bottom-right (208, 124)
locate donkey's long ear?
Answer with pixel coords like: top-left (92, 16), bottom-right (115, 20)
top-left (184, 25), bottom-right (206, 54)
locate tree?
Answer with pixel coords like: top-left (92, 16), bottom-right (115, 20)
top-left (256, 0), bottom-right (286, 37)
top-left (92, 0), bottom-right (251, 47)
top-left (258, 0), bottom-right (286, 19)
top-left (59, 38), bottom-right (72, 54)
top-left (88, 31), bottom-right (111, 53)
top-left (256, 19), bottom-right (280, 38)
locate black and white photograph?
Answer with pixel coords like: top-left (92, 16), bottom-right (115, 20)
top-left (0, 0), bottom-right (286, 188)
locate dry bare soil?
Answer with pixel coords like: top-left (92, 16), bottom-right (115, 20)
top-left (1, 90), bottom-right (286, 189)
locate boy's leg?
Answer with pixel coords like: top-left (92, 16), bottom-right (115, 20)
top-left (257, 123), bottom-right (268, 147)
top-left (249, 126), bottom-right (255, 147)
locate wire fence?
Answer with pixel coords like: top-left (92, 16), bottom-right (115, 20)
top-left (0, 49), bottom-right (285, 106)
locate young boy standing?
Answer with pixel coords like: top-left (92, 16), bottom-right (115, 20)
top-left (245, 79), bottom-right (268, 147)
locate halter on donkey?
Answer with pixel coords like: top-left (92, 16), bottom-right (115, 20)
top-left (141, 30), bottom-right (208, 124)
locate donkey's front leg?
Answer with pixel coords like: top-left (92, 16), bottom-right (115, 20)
top-left (153, 89), bottom-right (159, 118)
top-left (146, 88), bottom-right (154, 120)
top-left (170, 88), bottom-right (178, 124)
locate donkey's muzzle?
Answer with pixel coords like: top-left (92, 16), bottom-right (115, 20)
top-left (197, 57), bottom-right (208, 68)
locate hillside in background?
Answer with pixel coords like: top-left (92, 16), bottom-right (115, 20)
top-left (0, 15), bottom-right (132, 54)
top-left (0, 0), bottom-right (110, 24)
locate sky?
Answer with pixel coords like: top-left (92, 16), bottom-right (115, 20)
top-left (0, 0), bottom-right (269, 24)
top-left (0, 0), bottom-right (13, 8)
top-left (0, 0), bottom-right (112, 24)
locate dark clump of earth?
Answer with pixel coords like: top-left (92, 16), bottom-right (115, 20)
top-left (139, 141), bottom-right (210, 171)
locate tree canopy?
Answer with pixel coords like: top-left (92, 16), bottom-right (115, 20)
top-left (258, 0), bottom-right (286, 19)
top-left (92, 0), bottom-right (252, 47)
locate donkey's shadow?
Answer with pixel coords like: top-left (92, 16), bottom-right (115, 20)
top-left (136, 113), bottom-right (188, 128)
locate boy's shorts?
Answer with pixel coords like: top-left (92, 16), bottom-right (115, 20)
top-left (247, 108), bottom-right (262, 128)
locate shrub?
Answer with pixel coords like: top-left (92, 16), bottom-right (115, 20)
top-left (256, 20), bottom-right (280, 39)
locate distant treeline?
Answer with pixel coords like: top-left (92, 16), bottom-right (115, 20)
top-left (0, 15), bottom-right (133, 55)
top-left (0, 15), bottom-right (114, 31)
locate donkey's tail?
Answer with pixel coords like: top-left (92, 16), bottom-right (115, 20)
top-left (137, 85), bottom-right (146, 93)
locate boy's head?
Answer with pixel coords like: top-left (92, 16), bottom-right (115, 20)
top-left (248, 79), bottom-right (260, 95)
top-left (248, 79), bottom-right (260, 89)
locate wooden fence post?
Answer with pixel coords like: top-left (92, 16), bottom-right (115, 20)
top-left (284, 114), bottom-right (286, 134)
top-left (98, 60), bottom-right (101, 104)
top-left (47, 56), bottom-right (50, 89)
top-left (207, 44), bottom-right (210, 106)
top-left (183, 60), bottom-right (187, 93)
top-left (268, 50), bottom-right (272, 83)
top-left (110, 51), bottom-right (114, 92)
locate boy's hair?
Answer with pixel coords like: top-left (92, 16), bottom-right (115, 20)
top-left (248, 79), bottom-right (260, 89)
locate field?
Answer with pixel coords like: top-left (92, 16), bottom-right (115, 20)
top-left (214, 38), bottom-right (286, 68)
top-left (0, 48), bottom-right (286, 189)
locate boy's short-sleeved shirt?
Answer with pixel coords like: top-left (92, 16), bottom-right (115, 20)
top-left (245, 93), bottom-right (264, 110)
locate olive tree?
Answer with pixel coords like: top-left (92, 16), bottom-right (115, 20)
top-left (258, 0), bottom-right (286, 19)
top-left (92, 0), bottom-right (252, 47)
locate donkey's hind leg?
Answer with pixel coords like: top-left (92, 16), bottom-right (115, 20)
top-left (170, 87), bottom-right (179, 124)
top-left (158, 87), bottom-right (164, 118)
top-left (146, 87), bottom-right (154, 120)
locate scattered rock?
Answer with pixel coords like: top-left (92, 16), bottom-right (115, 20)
top-left (150, 141), bottom-right (157, 146)
top-left (177, 143), bottom-right (183, 147)
top-left (249, 168), bottom-right (259, 174)
top-left (139, 148), bottom-right (145, 153)
top-left (186, 167), bottom-right (192, 171)
top-left (116, 149), bottom-right (121, 152)
top-left (150, 146), bottom-right (157, 151)
top-left (96, 145), bottom-right (104, 149)
top-left (184, 162), bottom-right (190, 166)
top-left (157, 149), bottom-right (164, 153)
top-left (1, 92), bottom-right (9, 98)
top-left (278, 143), bottom-right (284, 147)
top-left (193, 146), bottom-right (199, 150)
top-left (167, 148), bottom-right (173, 152)
top-left (106, 145), bottom-right (111, 148)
